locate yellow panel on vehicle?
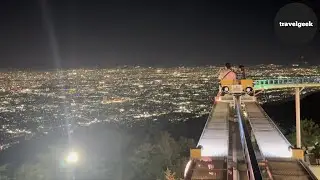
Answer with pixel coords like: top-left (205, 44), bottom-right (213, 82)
top-left (220, 80), bottom-right (238, 86)
top-left (190, 149), bottom-right (201, 159)
top-left (292, 148), bottom-right (304, 159)
top-left (240, 79), bottom-right (254, 89)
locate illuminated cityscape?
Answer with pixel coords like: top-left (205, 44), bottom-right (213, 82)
top-left (0, 0), bottom-right (319, 178)
top-left (0, 64), bottom-right (319, 150)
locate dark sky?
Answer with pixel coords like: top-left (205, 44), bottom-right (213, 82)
top-left (0, 0), bottom-right (319, 69)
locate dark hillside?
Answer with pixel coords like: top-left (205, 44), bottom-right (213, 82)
top-left (263, 91), bottom-right (320, 128)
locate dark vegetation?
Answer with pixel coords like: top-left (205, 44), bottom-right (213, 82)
top-left (0, 115), bottom-right (207, 180)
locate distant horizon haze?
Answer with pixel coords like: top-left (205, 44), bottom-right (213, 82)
top-left (0, 62), bottom-right (318, 71)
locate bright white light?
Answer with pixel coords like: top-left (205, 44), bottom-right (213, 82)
top-left (66, 151), bottom-right (79, 164)
top-left (258, 141), bottom-right (292, 158)
top-left (253, 131), bottom-right (292, 158)
top-left (243, 111), bottom-right (248, 118)
top-left (198, 138), bottom-right (228, 157)
top-left (184, 160), bottom-right (192, 178)
top-left (197, 102), bottom-right (229, 157)
top-left (200, 143), bottom-right (228, 157)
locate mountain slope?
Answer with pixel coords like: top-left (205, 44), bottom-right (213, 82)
top-left (262, 91), bottom-right (320, 129)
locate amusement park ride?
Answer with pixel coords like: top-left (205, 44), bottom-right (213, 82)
top-left (184, 77), bottom-right (320, 180)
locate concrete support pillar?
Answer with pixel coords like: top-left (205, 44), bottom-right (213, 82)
top-left (295, 87), bottom-right (301, 148)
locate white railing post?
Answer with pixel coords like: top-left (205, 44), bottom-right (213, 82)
top-left (295, 87), bottom-right (301, 148)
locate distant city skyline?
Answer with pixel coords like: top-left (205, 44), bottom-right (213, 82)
top-left (0, 65), bottom-right (319, 150)
top-left (0, 62), bottom-right (318, 71)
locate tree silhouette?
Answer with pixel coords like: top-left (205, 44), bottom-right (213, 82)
top-left (0, 164), bottom-right (10, 180)
top-left (310, 143), bottom-right (320, 164)
top-left (14, 145), bottom-right (69, 180)
top-left (4, 124), bottom-right (194, 180)
top-left (15, 163), bottom-right (46, 180)
top-left (130, 131), bottom-right (195, 180)
top-left (287, 119), bottom-right (320, 149)
top-left (164, 168), bottom-right (184, 180)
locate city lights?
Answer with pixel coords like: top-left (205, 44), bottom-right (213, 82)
top-left (0, 66), bottom-right (319, 150)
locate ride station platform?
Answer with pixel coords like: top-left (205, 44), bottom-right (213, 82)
top-left (184, 78), bottom-right (320, 180)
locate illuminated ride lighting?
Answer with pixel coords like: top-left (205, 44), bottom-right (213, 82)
top-left (198, 143), bottom-right (228, 157)
top-left (195, 102), bottom-right (229, 157)
top-left (244, 101), bottom-right (294, 158)
top-left (222, 86), bottom-right (229, 93)
top-left (245, 87), bottom-right (253, 93)
top-left (254, 132), bottom-right (292, 158)
top-left (184, 160), bottom-right (192, 178)
top-left (247, 112), bottom-right (292, 157)
top-left (243, 111), bottom-right (248, 118)
top-left (245, 87), bottom-right (254, 96)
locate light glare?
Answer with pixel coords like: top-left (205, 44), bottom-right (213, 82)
top-left (66, 151), bottom-right (79, 164)
top-left (184, 160), bottom-right (192, 178)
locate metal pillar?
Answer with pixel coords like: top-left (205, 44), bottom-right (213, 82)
top-left (295, 87), bottom-right (301, 148)
top-left (232, 126), bottom-right (238, 180)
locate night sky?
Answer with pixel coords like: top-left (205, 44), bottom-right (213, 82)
top-left (0, 0), bottom-right (319, 69)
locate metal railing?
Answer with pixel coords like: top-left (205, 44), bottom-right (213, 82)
top-left (235, 97), bottom-right (263, 180)
top-left (196, 103), bottom-right (216, 148)
top-left (299, 160), bottom-right (319, 180)
top-left (253, 77), bottom-right (320, 89)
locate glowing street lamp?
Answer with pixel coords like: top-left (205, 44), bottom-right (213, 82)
top-left (65, 151), bottom-right (79, 180)
top-left (66, 151), bottom-right (79, 164)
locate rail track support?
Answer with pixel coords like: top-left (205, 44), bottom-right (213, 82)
top-left (190, 148), bottom-right (201, 159)
top-left (292, 148), bottom-right (304, 160)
